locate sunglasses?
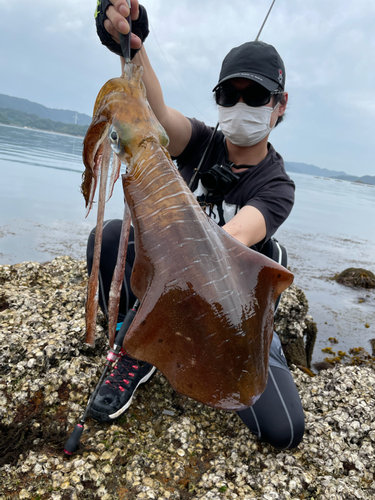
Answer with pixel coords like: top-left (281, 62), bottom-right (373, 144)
top-left (215, 84), bottom-right (283, 108)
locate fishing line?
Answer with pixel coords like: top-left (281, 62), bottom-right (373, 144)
top-left (149, 20), bottom-right (217, 124)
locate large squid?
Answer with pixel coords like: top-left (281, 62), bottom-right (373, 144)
top-left (81, 63), bottom-right (293, 411)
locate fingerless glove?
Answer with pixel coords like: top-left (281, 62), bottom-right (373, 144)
top-left (95, 1), bottom-right (149, 59)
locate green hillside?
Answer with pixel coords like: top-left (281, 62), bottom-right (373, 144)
top-left (0, 108), bottom-right (88, 137)
top-left (0, 93), bottom-right (92, 125)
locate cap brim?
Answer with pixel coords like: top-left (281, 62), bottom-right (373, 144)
top-left (213, 73), bottom-right (280, 92)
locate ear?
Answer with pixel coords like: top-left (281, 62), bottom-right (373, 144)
top-left (278, 91), bottom-right (288, 117)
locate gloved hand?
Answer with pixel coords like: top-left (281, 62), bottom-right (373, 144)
top-left (95, 1), bottom-right (149, 59)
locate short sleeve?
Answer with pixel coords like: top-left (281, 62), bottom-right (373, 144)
top-left (246, 175), bottom-right (295, 242)
top-left (173, 118), bottom-right (213, 170)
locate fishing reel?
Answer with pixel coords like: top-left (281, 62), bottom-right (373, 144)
top-left (200, 163), bottom-right (239, 196)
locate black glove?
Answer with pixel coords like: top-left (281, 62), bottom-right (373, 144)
top-left (95, 1), bottom-right (149, 59)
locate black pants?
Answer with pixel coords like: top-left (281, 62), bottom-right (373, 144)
top-left (87, 219), bottom-right (305, 449)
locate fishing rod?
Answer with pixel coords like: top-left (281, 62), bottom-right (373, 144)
top-left (190, 0), bottom-right (279, 186)
top-left (64, 0), bottom-right (279, 455)
top-left (64, 3), bottom-right (137, 455)
top-left (255, 0), bottom-right (277, 41)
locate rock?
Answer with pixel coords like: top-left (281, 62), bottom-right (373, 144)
top-left (3, 257), bottom-right (375, 499)
top-left (334, 268), bottom-right (375, 289)
top-left (18, 490), bottom-right (31, 499)
top-left (370, 339), bottom-right (375, 356)
top-left (313, 361), bottom-right (335, 372)
top-left (274, 284), bottom-right (317, 369)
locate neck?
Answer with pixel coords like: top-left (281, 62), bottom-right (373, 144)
top-left (226, 136), bottom-right (269, 170)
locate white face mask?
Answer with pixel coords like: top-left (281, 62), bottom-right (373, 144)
top-left (218, 102), bottom-right (280, 147)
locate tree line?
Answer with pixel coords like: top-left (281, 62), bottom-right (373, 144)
top-left (0, 108), bottom-right (88, 137)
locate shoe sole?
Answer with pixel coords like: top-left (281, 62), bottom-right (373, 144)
top-left (108, 365), bottom-right (157, 419)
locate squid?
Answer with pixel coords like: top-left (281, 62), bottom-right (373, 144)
top-left (81, 63), bottom-right (293, 411)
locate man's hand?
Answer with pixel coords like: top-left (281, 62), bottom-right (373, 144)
top-left (103, 0), bottom-right (141, 49)
top-left (96, 0), bottom-right (150, 57)
top-left (96, 1), bottom-right (192, 156)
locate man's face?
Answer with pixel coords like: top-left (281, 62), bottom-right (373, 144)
top-left (226, 78), bottom-right (288, 127)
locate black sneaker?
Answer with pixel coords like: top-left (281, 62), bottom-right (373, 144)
top-left (89, 350), bottom-right (156, 423)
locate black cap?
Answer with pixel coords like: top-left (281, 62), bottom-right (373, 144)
top-left (213, 41), bottom-right (286, 92)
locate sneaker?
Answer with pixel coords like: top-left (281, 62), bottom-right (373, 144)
top-left (89, 350), bottom-right (156, 423)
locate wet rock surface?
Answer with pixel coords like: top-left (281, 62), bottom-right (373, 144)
top-left (1, 257), bottom-right (375, 499)
top-left (274, 285), bottom-right (317, 369)
top-left (334, 268), bottom-right (375, 289)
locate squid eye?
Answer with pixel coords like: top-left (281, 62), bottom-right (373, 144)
top-left (108, 126), bottom-right (122, 154)
top-left (110, 130), bottom-right (118, 143)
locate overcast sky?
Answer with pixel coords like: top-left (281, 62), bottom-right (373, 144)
top-left (1, 0), bottom-right (374, 176)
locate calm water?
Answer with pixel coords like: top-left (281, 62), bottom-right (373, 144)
top-left (0, 124), bottom-right (126, 264)
top-left (1, 124), bottom-right (374, 364)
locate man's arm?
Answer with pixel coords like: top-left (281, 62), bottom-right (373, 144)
top-left (222, 206), bottom-right (267, 247)
top-left (126, 48), bottom-right (192, 157)
top-left (102, 0), bottom-right (192, 157)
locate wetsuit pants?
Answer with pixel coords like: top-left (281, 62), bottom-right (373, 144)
top-left (87, 219), bottom-right (305, 450)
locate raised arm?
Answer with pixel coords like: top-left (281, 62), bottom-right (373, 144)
top-left (130, 48), bottom-right (192, 157)
top-left (97, 0), bottom-right (192, 157)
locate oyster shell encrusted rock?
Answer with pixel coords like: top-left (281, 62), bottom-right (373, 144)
top-left (1, 257), bottom-right (375, 499)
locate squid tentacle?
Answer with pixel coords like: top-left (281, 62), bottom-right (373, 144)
top-left (106, 153), bottom-right (122, 203)
top-left (85, 139), bottom-right (112, 344)
top-left (107, 200), bottom-right (132, 347)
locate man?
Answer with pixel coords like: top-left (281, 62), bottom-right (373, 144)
top-left (88, 0), bottom-right (305, 449)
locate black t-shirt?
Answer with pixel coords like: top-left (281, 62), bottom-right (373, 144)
top-left (174, 118), bottom-right (295, 251)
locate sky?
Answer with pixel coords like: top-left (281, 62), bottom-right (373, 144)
top-left (1, 0), bottom-right (374, 176)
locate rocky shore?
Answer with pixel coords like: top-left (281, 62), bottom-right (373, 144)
top-left (1, 256), bottom-right (375, 499)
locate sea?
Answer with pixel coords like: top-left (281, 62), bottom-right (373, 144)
top-left (0, 123), bottom-right (374, 365)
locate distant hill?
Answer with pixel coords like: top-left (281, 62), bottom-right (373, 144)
top-left (0, 93), bottom-right (92, 126)
top-left (285, 161), bottom-right (375, 186)
top-left (0, 108), bottom-right (88, 137)
top-left (284, 161), bottom-right (347, 178)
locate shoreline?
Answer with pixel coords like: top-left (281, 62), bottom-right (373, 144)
top-left (313, 175), bottom-right (375, 187)
top-left (2, 124), bottom-right (374, 185)
top-left (0, 122), bottom-right (85, 139)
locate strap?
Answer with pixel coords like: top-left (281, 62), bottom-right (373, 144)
top-left (188, 123), bottom-right (219, 190)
